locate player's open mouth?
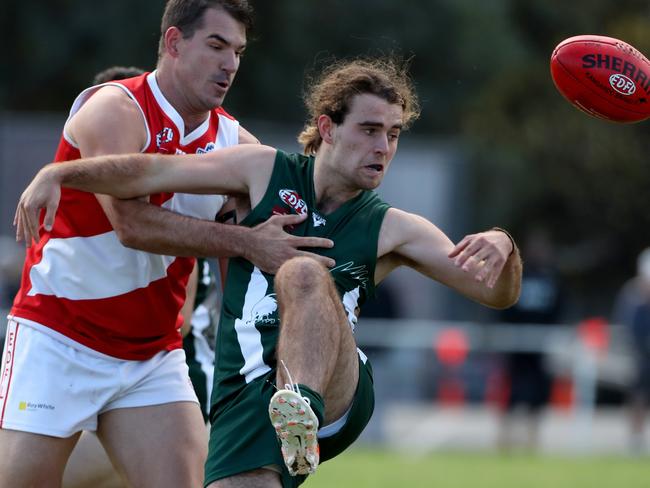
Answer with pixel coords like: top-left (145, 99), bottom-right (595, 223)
top-left (366, 164), bottom-right (383, 172)
top-left (211, 78), bottom-right (230, 92)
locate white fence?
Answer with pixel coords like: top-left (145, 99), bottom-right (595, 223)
top-left (0, 314), bottom-right (639, 454)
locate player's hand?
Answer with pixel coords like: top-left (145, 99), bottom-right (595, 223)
top-left (448, 229), bottom-right (514, 289)
top-left (246, 213), bottom-right (335, 273)
top-left (14, 165), bottom-right (61, 247)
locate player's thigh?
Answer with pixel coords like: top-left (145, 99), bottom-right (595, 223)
top-left (63, 431), bottom-right (125, 488)
top-left (322, 317), bottom-right (360, 423)
top-left (207, 468), bottom-right (282, 488)
top-left (97, 402), bottom-right (206, 488)
top-left (0, 428), bottom-right (80, 488)
top-left (319, 353), bottom-right (375, 462)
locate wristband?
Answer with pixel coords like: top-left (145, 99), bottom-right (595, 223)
top-left (490, 227), bottom-right (516, 257)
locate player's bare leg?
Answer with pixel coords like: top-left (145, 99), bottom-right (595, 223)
top-left (97, 402), bottom-right (206, 488)
top-left (207, 468), bottom-right (282, 488)
top-left (269, 257), bottom-right (360, 475)
top-left (275, 256), bottom-right (359, 422)
top-left (628, 393), bottom-right (647, 453)
top-left (0, 429), bottom-right (81, 488)
top-left (63, 431), bottom-right (125, 488)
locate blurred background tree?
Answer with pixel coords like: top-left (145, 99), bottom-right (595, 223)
top-left (3, 0), bottom-right (650, 316)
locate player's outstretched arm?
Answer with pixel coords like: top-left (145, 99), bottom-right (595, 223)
top-left (18, 144), bottom-right (274, 202)
top-left (14, 150), bottom-right (334, 273)
top-left (376, 208), bottom-right (521, 309)
top-left (14, 86), bottom-right (334, 273)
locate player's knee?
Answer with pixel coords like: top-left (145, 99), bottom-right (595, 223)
top-left (275, 256), bottom-right (329, 295)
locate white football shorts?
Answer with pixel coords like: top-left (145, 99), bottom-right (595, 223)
top-left (0, 319), bottom-right (198, 437)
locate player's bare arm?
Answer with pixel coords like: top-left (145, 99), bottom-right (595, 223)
top-left (28, 144), bottom-right (276, 203)
top-left (15, 143), bottom-right (275, 230)
top-left (13, 85), bottom-right (146, 244)
top-left (375, 208), bottom-right (521, 309)
top-left (14, 87), bottom-right (334, 272)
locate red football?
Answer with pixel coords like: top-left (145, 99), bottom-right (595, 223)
top-left (550, 35), bottom-right (650, 123)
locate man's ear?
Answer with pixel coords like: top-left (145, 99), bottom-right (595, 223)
top-left (163, 26), bottom-right (184, 58)
top-left (317, 114), bottom-right (335, 145)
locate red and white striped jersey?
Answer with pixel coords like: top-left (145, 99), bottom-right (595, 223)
top-left (10, 71), bottom-right (239, 360)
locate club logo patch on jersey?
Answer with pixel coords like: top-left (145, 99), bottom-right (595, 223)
top-left (156, 127), bottom-right (174, 147)
top-left (331, 262), bottom-right (369, 331)
top-left (312, 212), bottom-right (327, 227)
top-left (247, 294), bottom-right (278, 326)
top-left (279, 189), bottom-right (308, 216)
top-left (330, 261), bottom-right (369, 289)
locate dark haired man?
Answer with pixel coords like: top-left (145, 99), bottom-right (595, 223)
top-left (92, 65), bottom-right (146, 85)
top-left (0, 1), bottom-right (333, 487)
top-left (15, 57), bottom-right (522, 487)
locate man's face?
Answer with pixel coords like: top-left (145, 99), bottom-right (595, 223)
top-left (175, 7), bottom-right (247, 110)
top-left (329, 93), bottom-right (403, 190)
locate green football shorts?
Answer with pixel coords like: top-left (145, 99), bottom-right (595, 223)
top-left (204, 352), bottom-right (374, 488)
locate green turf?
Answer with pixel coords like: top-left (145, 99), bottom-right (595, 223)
top-left (305, 448), bottom-right (650, 488)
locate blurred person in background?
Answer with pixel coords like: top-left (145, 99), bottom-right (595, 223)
top-left (497, 226), bottom-right (564, 451)
top-left (612, 247), bottom-right (650, 454)
top-left (15, 56), bottom-right (523, 487)
top-left (0, 236), bottom-right (23, 314)
top-left (0, 236), bottom-right (23, 354)
top-left (91, 66), bottom-right (146, 86)
top-left (0, 1), bottom-right (335, 487)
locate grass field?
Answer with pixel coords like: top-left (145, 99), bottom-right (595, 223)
top-left (306, 448), bottom-right (650, 488)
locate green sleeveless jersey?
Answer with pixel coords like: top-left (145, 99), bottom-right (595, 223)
top-left (211, 150), bottom-right (390, 413)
